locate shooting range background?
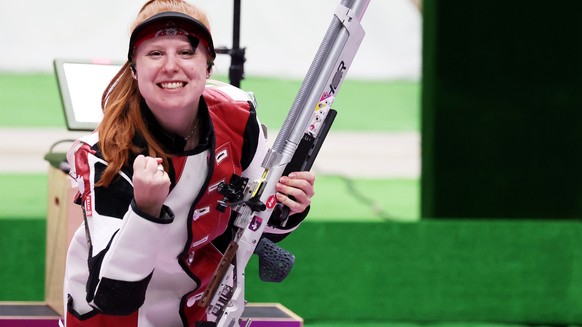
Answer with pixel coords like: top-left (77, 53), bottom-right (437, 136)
top-left (2, 0), bottom-right (582, 326)
top-left (0, 0), bottom-right (421, 80)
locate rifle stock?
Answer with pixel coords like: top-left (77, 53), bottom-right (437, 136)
top-left (201, 1), bottom-right (369, 325)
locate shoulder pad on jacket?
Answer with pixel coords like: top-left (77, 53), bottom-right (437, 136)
top-left (204, 79), bottom-right (257, 108)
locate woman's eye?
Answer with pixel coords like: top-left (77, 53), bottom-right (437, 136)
top-left (180, 49), bottom-right (195, 56)
top-left (148, 51), bottom-right (163, 58)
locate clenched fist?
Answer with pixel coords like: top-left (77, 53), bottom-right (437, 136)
top-left (132, 155), bottom-right (171, 217)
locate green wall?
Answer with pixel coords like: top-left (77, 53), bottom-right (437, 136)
top-left (421, 1), bottom-right (582, 218)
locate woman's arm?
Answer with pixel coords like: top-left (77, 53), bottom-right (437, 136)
top-left (69, 141), bottom-right (174, 315)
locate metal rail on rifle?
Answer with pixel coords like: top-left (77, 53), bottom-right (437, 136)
top-left (200, 0), bottom-right (370, 325)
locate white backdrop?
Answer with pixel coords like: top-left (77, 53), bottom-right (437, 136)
top-left (0, 0), bottom-right (421, 80)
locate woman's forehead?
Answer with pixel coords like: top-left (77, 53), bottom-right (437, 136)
top-left (137, 34), bottom-right (192, 49)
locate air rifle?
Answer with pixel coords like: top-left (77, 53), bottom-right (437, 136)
top-left (199, 0), bottom-right (369, 325)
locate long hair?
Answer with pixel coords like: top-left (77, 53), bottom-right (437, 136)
top-left (96, 0), bottom-right (212, 187)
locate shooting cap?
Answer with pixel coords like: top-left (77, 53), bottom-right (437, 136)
top-left (128, 11), bottom-right (216, 63)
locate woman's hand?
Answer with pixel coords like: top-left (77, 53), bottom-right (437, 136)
top-left (275, 171), bottom-right (316, 215)
top-left (132, 155), bottom-right (171, 217)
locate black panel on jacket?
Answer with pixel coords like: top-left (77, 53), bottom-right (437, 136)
top-left (93, 273), bottom-right (154, 315)
top-left (93, 162), bottom-right (134, 219)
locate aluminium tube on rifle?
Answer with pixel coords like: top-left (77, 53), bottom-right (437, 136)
top-left (270, 0), bottom-right (369, 158)
top-left (206, 1), bottom-right (370, 325)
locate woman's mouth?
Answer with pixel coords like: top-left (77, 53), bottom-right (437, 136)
top-left (159, 82), bottom-right (186, 89)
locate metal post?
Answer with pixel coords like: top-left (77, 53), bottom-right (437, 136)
top-left (216, 0), bottom-right (246, 88)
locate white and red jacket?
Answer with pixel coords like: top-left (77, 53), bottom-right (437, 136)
top-left (63, 84), bottom-right (307, 327)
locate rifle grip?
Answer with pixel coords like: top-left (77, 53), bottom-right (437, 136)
top-left (270, 203), bottom-right (291, 227)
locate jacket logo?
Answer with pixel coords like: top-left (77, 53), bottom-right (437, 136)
top-left (85, 196), bottom-right (93, 217)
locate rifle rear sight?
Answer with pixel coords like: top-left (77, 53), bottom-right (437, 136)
top-left (216, 174), bottom-right (266, 213)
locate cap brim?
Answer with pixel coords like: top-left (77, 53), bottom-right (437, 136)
top-left (128, 11), bottom-right (216, 62)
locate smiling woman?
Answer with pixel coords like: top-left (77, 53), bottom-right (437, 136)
top-left (61, 1), bottom-right (317, 326)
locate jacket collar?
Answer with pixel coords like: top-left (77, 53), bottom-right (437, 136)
top-left (139, 97), bottom-right (211, 155)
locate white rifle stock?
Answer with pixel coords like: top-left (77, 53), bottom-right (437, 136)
top-left (198, 1), bottom-right (369, 325)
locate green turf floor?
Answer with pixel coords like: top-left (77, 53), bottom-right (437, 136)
top-left (0, 73), bottom-right (420, 131)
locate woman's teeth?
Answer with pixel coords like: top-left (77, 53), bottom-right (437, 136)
top-left (160, 82), bottom-right (184, 89)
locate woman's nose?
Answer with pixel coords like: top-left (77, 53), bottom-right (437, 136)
top-left (163, 55), bottom-right (179, 72)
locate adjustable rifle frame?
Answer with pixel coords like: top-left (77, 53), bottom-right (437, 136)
top-left (200, 1), bottom-right (370, 325)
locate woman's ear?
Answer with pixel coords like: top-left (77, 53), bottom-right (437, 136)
top-left (130, 64), bottom-right (137, 79)
top-left (206, 63), bottom-right (213, 78)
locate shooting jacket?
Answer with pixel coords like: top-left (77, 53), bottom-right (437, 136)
top-left (63, 84), bottom-right (305, 327)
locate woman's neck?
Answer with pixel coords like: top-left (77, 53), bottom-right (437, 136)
top-left (153, 106), bottom-right (199, 139)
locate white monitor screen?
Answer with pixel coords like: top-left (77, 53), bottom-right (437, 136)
top-left (54, 59), bottom-right (122, 131)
